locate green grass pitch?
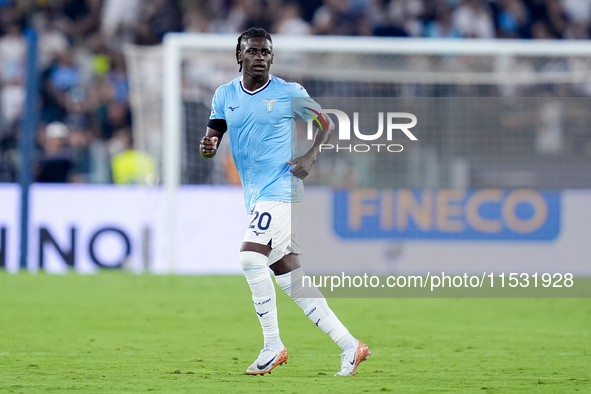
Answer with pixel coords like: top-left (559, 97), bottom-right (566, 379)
top-left (0, 272), bottom-right (589, 393)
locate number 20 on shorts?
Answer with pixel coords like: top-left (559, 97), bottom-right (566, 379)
top-left (249, 211), bottom-right (272, 231)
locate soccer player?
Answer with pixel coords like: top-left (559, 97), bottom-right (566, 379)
top-left (200, 28), bottom-right (370, 376)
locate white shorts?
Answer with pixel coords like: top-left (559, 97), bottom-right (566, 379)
top-left (242, 201), bottom-right (302, 265)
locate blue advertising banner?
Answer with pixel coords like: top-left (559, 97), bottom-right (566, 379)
top-left (333, 189), bottom-right (560, 241)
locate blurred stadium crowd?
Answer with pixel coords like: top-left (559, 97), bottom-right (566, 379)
top-left (1, 0), bottom-right (590, 184)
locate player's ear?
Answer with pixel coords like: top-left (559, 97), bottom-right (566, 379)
top-left (271, 53), bottom-right (274, 64)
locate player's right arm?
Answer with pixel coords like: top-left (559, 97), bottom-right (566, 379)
top-left (201, 88), bottom-right (228, 159)
top-left (200, 127), bottom-right (224, 159)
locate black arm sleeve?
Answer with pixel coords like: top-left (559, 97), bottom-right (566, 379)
top-left (207, 119), bottom-right (228, 133)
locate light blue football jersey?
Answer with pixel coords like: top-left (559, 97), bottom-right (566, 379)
top-left (209, 75), bottom-right (321, 213)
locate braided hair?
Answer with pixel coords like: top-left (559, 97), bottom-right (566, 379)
top-left (236, 28), bottom-right (273, 72)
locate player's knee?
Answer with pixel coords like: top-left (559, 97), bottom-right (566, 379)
top-left (277, 267), bottom-right (323, 299)
top-left (239, 251), bottom-right (268, 271)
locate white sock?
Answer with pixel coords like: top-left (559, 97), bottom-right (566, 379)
top-left (240, 251), bottom-right (282, 349)
top-left (275, 268), bottom-right (357, 352)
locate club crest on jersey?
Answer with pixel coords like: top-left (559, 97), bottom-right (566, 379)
top-left (263, 99), bottom-right (279, 112)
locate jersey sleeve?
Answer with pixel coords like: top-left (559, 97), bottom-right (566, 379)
top-left (291, 83), bottom-right (322, 122)
top-left (209, 87), bottom-right (226, 121)
top-left (208, 87), bottom-right (228, 133)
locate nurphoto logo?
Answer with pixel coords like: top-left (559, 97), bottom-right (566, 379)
top-left (306, 110), bottom-right (418, 153)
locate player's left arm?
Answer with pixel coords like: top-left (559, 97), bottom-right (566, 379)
top-left (288, 115), bottom-right (334, 180)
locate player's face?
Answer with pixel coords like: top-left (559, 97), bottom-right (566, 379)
top-left (240, 38), bottom-right (273, 79)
